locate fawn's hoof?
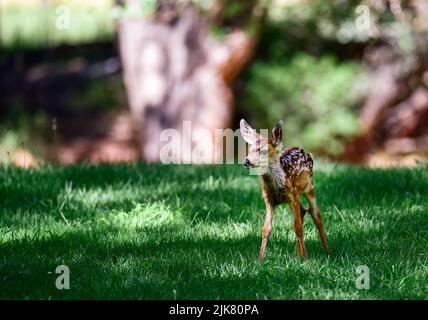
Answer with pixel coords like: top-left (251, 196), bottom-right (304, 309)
top-left (297, 248), bottom-right (309, 260)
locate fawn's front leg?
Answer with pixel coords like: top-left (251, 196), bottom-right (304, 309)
top-left (290, 197), bottom-right (308, 260)
top-left (258, 202), bottom-right (275, 261)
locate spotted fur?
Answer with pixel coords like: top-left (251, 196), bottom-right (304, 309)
top-left (280, 147), bottom-right (313, 179)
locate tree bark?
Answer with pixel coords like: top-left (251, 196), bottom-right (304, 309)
top-left (118, 2), bottom-right (258, 163)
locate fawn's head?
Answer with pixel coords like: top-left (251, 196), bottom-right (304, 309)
top-left (240, 119), bottom-right (283, 169)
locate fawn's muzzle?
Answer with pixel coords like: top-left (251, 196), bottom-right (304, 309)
top-left (243, 158), bottom-right (252, 168)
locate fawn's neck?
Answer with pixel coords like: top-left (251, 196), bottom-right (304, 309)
top-left (261, 158), bottom-right (286, 204)
top-left (262, 158), bottom-right (285, 188)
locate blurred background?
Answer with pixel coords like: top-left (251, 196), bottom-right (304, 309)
top-left (1, 0), bottom-right (427, 168)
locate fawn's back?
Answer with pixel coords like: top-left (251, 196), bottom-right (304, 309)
top-left (279, 147), bottom-right (313, 180)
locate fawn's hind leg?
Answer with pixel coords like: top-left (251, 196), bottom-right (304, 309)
top-left (289, 197), bottom-right (308, 259)
top-left (300, 203), bottom-right (308, 221)
top-left (304, 186), bottom-right (329, 255)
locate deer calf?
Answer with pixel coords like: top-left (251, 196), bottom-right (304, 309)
top-left (240, 119), bottom-right (329, 261)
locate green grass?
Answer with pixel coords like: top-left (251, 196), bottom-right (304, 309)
top-left (0, 162), bottom-right (427, 299)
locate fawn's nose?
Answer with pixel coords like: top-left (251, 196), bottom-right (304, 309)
top-left (243, 158), bottom-right (252, 168)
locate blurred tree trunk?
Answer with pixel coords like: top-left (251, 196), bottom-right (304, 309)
top-left (118, 0), bottom-right (263, 162)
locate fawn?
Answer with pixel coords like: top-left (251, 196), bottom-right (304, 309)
top-left (240, 119), bottom-right (329, 261)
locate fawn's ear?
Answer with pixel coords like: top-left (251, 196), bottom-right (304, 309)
top-left (271, 120), bottom-right (283, 146)
top-left (240, 119), bottom-right (257, 144)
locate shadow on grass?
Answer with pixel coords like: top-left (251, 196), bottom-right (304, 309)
top-left (1, 204), bottom-right (426, 299)
top-left (0, 163), bottom-right (427, 298)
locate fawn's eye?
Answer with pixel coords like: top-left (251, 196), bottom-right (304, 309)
top-left (260, 149), bottom-right (268, 156)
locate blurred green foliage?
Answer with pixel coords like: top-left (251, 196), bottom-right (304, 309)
top-left (237, 0), bottom-right (369, 155)
top-left (269, 0), bottom-right (368, 43)
top-left (70, 77), bottom-right (125, 113)
top-left (242, 54), bottom-right (362, 155)
top-left (239, 0), bottom-right (427, 156)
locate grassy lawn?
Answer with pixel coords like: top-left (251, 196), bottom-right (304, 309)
top-left (0, 162), bottom-right (427, 299)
